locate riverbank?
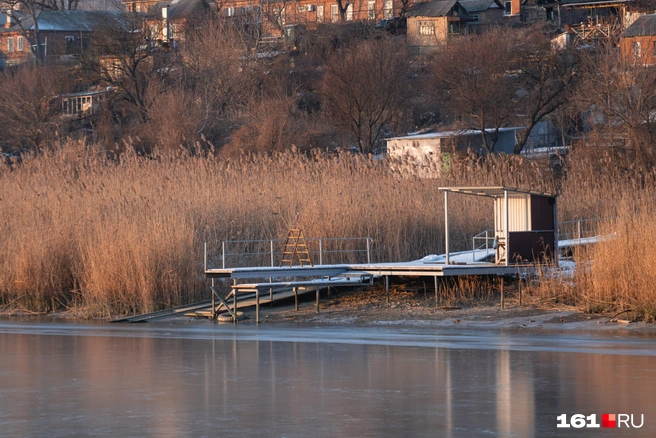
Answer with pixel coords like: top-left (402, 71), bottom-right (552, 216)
top-left (3, 283), bottom-right (652, 332)
top-left (214, 286), bottom-right (656, 333)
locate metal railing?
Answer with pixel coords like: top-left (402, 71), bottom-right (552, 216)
top-left (558, 219), bottom-right (604, 243)
top-left (470, 219), bottom-right (604, 261)
top-left (205, 237), bottom-right (373, 270)
top-left (472, 229), bottom-right (496, 262)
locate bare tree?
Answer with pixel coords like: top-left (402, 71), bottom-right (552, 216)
top-left (512, 26), bottom-right (579, 153)
top-left (430, 29), bottom-right (517, 153)
top-left (321, 37), bottom-right (410, 154)
top-left (178, 19), bottom-right (257, 144)
top-left (429, 26), bottom-right (577, 154)
top-left (576, 43), bottom-right (656, 173)
top-left (0, 66), bottom-right (66, 152)
top-left (83, 13), bottom-right (164, 124)
top-left (258, 0), bottom-right (290, 35)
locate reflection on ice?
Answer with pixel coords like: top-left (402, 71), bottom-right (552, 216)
top-left (0, 320), bottom-right (655, 437)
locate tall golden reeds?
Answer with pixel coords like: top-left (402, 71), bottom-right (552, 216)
top-left (1, 142), bottom-right (653, 318)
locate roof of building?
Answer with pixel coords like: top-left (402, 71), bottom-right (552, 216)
top-left (623, 14), bottom-right (656, 37)
top-left (406, 0), bottom-right (460, 17)
top-left (150, 0), bottom-right (213, 20)
top-left (459, 0), bottom-right (500, 13)
top-left (387, 127), bottom-right (526, 140)
top-left (8, 10), bottom-right (127, 32)
top-left (557, 0), bottom-right (632, 7)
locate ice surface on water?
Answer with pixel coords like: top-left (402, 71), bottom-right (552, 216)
top-left (0, 321), bottom-right (655, 437)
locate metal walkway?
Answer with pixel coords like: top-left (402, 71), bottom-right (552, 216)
top-left (111, 275), bottom-right (372, 323)
top-left (111, 301), bottom-right (213, 323)
top-left (214, 275), bottom-right (374, 323)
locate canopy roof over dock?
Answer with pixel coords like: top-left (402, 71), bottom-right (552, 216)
top-left (438, 186), bottom-right (558, 266)
top-left (437, 186), bottom-right (556, 198)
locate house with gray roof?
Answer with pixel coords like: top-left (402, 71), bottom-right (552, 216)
top-left (459, 0), bottom-right (504, 28)
top-left (621, 14), bottom-right (656, 65)
top-left (0, 10), bottom-right (127, 68)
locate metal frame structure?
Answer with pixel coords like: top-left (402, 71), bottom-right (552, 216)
top-left (438, 186), bottom-right (558, 267)
top-left (203, 186), bottom-right (561, 321)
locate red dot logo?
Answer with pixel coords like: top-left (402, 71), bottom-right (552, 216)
top-left (602, 414), bottom-right (616, 428)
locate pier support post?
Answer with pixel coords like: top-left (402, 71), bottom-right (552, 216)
top-left (211, 278), bottom-right (215, 318)
top-left (385, 276), bottom-right (389, 304)
top-left (233, 279), bottom-right (238, 323)
top-left (256, 289), bottom-right (260, 324)
top-left (500, 276), bottom-right (505, 310)
top-left (294, 287), bottom-right (299, 311)
top-left (316, 288), bottom-right (320, 313)
top-left (444, 191), bottom-right (450, 265)
top-left (434, 276), bottom-right (439, 307)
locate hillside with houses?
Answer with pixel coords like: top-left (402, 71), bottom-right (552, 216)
top-left (0, 0), bottom-right (656, 160)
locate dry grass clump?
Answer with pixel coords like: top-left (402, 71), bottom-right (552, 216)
top-left (435, 276), bottom-right (497, 306)
top-left (575, 193), bottom-right (656, 322)
top-left (519, 145), bottom-right (656, 320)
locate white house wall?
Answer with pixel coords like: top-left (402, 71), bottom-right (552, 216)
top-left (386, 138), bottom-right (442, 162)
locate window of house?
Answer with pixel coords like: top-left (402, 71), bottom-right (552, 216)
top-left (17, 36), bottom-right (23, 51)
top-left (653, 40), bottom-right (656, 56)
top-left (634, 41), bottom-right (641, 60)
top-left (330, 4), bottom-right (339, 22)
top-left (317, 5), bottom-right (324, 22)
top-left (7, 37), bottom-right (14, 52)
top-left (367, 1), bottom-right (376, 20)
top-left (503, 1), bottom-right (511, 16)
top-left (346, 3), bottom-right (353, 20)
top-left (226, 7), bottom-right (234, 17)
top-left (383, 0), bottom-right (393, 19)
top-left (419, 21), bottom-right (435, 35)
top-left (470, 14), bottom-right (479, 22)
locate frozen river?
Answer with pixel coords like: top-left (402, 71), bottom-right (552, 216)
top-left (1, 319), bottom-right (655, 437)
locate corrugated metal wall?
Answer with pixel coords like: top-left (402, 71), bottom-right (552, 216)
top-left (494, 194), bottom-right (530, 234)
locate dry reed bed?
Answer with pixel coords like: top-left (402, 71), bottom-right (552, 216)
top-left (0, 143), bottom-right (653, 318)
